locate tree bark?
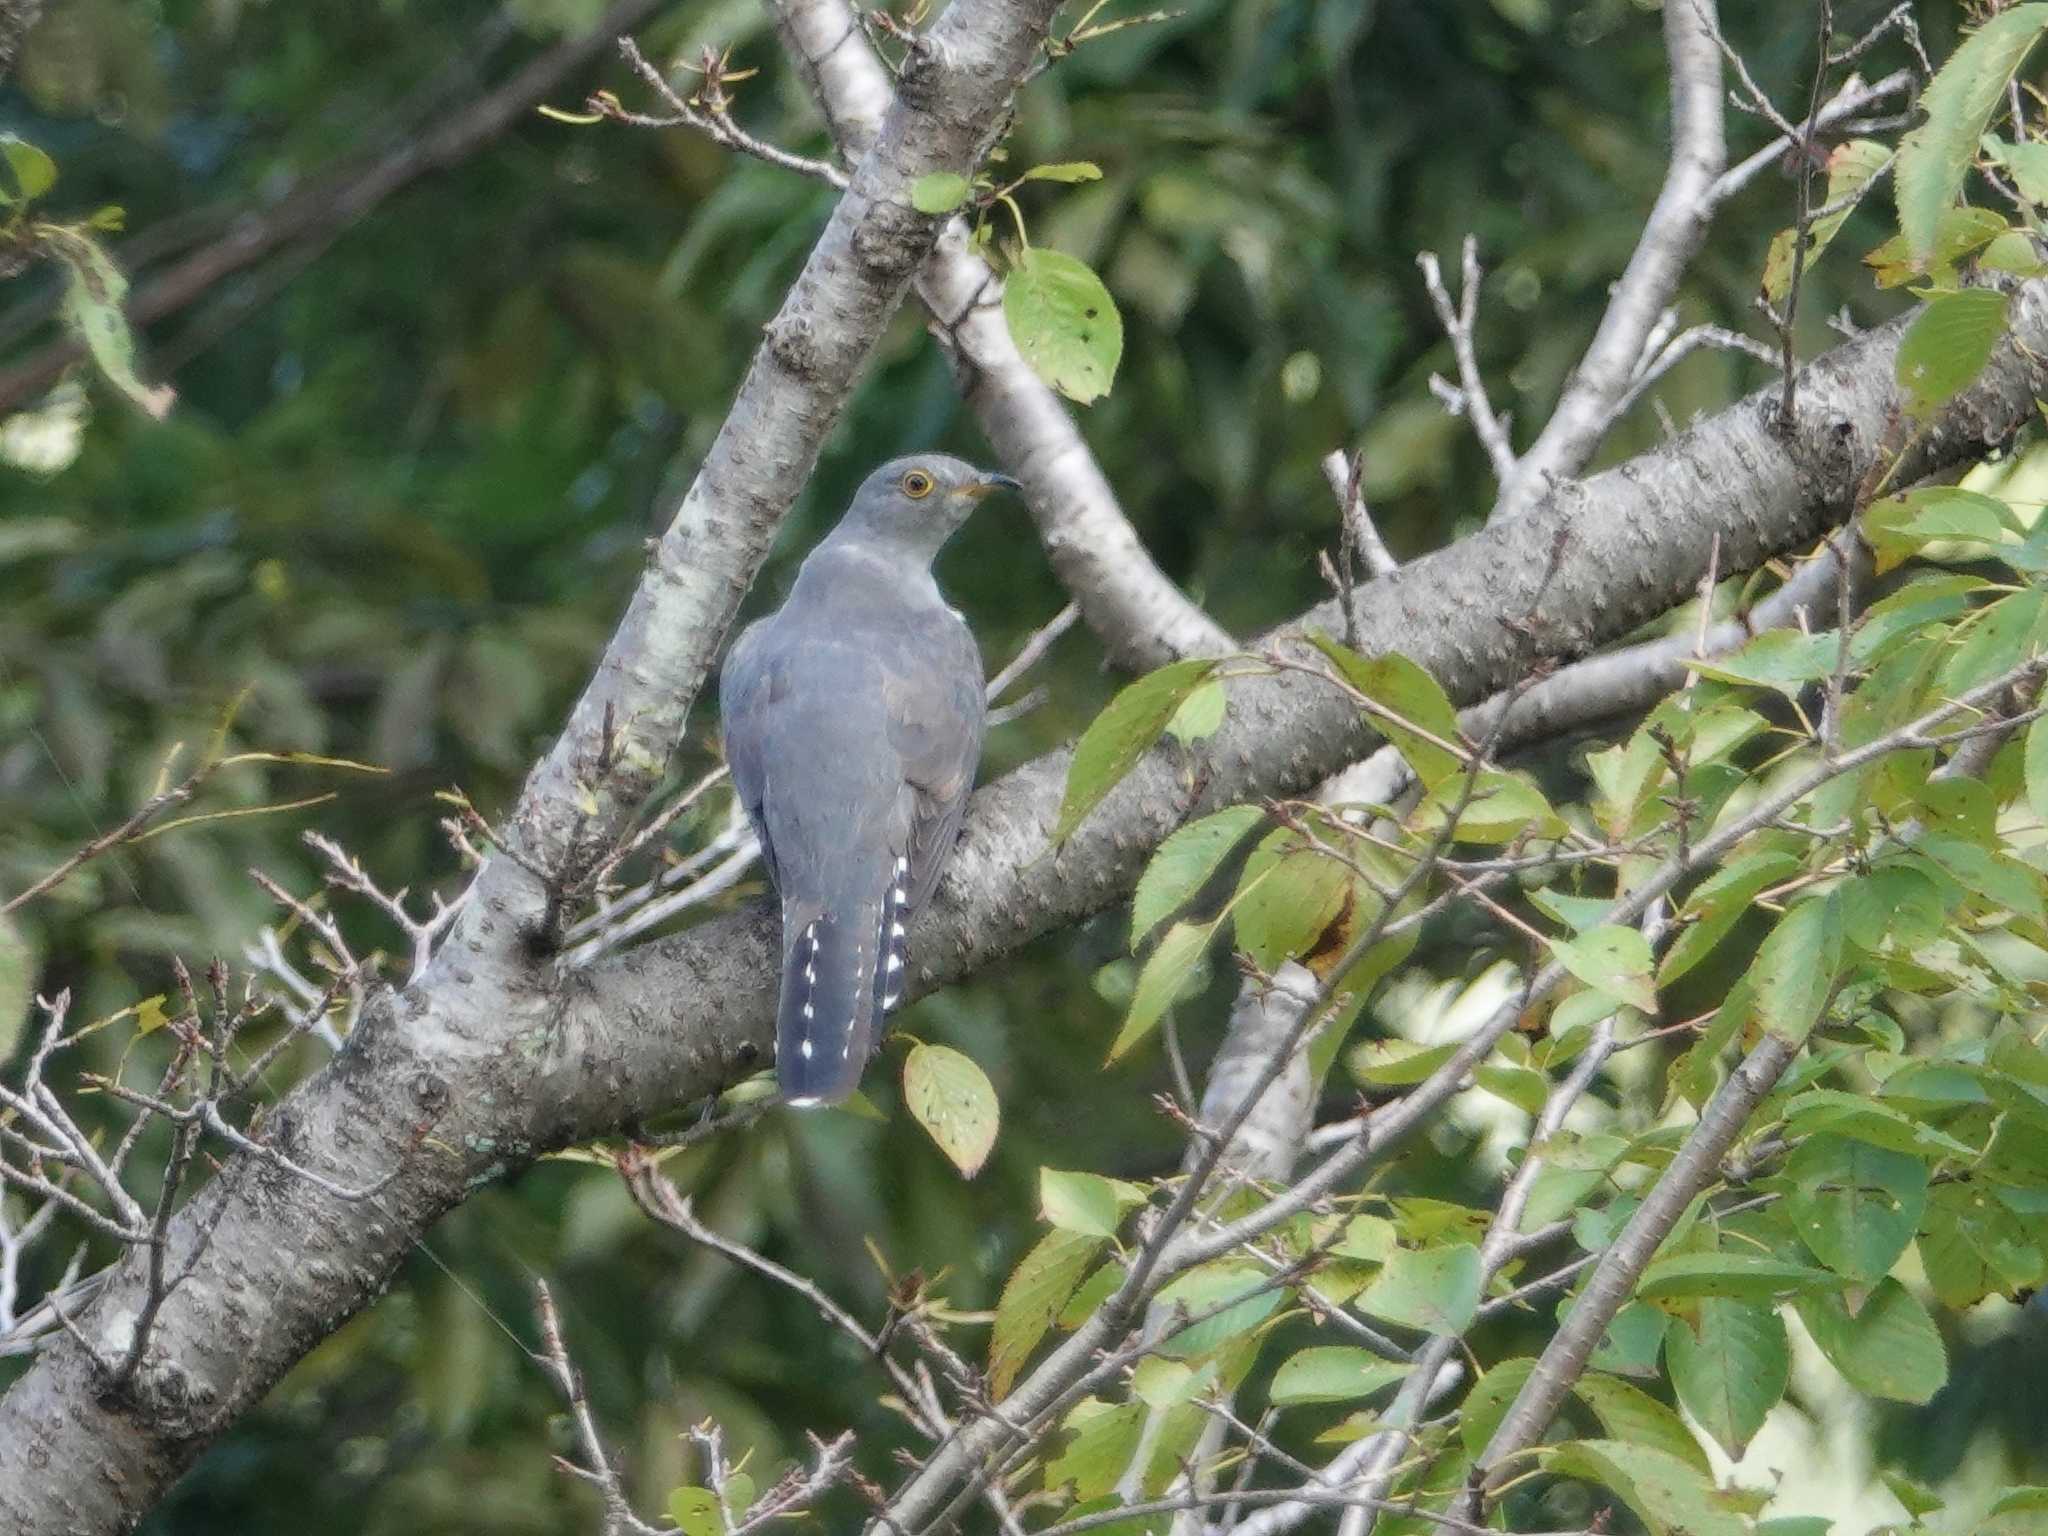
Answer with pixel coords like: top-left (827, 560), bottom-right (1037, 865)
top-left (2, 192), bottom-right (2043, 1536)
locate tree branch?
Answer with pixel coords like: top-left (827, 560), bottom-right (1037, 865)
top-left (1490, 0), bottom-right (1726, 519)
top-left (2, 271), bottom-right (2043, 1536)
top-left (770, 0), bottom-right (1232, 668)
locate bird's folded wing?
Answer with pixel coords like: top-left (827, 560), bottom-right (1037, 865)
top-left (882, 613), bottom-right (985, 911)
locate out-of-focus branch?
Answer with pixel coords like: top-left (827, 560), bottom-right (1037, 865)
top-left (0, 0), bottom-right (669, 416)
top-left (1491, 0), bottom-right (1725, 519)
top-left (770, 0), bottom-right (1232, 669)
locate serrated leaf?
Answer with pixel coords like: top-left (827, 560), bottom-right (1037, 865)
top-left (1796, 1279), bottom-right (1947, 1404)
top-left (1130, 805), bottom-right (1264, 947)
top-left (1357, 1244), bottom-right (1481, 1335)
top-left (1894, 4), bottom-right (2048, 261)
top-left (1459, 1357), bottom-right (1538, 1456)
top-left (1572, 1373), bottom-right (1710, 1476)
top-left (1152, 1262), bottom-right (1284, 1357)
top-left (1660, 851), bottom-right (1800, 986)
top-left (1267, 1346), bottom-right (1410, 1404)
top-left (1004, 247), bottom-right (1123, 403)
top-left (1056, 658), bottom-right (1218, 842)
top-left (1748, 896), bottom-right (1842, 1044)
top-left (1040, 1168), bottom-right (1123, 1237)
top-left (989, 1227), bottom-right (1103, 1396)
top-left (1045, 1398), bottom-right (1145, 1499)
top-left (911, 171), bottom-right (972, 213)
top-left (1665, 1297), bottom-right (1787, 1457)
top-left (1761, 139), bottom-right (1890, 305)
top-left (1551, 925), bottom-right (1657, 1015)
top-left (1637, 1252), bottom-right (1844, 1303)
top-left (903, 1043), bottom-right (998, 1177)
top-left (1231, 827), bottom-right (1357, 970)
top-left (1897, 287), bottom-right (2012, 420)
top-left (1547, 1439), bottom-right (1747, 1536)
top-left (1687, 628), bottom-right (1842, 697)
top-left (1304, 634), bottom-right (1464, 788)
top-left (1110, 919), bottom-right (1212, 1062)
top-left (1785, 1135), bottom-right (1928, 1281)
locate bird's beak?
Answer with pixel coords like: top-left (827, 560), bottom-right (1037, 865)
top-left (961, 472), bottom-right (1022, 502)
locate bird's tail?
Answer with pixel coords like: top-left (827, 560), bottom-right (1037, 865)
top-left (778, 896), bottom-right (886, 1107)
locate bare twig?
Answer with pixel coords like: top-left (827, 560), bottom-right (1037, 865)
top-left (1417, 239), bottom-right (1516, 483)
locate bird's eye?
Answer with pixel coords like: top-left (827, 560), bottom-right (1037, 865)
top-left (901, 469), bottom-right (935, 499)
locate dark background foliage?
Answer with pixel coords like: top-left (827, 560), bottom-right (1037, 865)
top-left (0, 1), bottom-right (2003, 1529)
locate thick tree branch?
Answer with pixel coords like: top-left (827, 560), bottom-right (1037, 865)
top-left (1491, 0), bottom-right (1726, 519)
top-left (772, 0), bottom-right (1232, 667)
top-left (2, 276), bottom-right (2043, 1536)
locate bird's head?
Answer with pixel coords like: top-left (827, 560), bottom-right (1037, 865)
top-left (838, 454), bottom-right (1021, 560)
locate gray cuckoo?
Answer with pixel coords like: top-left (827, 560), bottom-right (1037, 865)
top-left (720, 455), bottom-right (1017, 1105)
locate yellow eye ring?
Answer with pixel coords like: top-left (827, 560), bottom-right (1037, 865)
top-left (901, 469), bottom-right (935, 499)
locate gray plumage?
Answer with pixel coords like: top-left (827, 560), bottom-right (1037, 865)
top-left (720, 455), bottom-right (1016, 1106)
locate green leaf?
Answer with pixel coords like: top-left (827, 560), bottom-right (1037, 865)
top-left (1761, 139), bottom-right (1891, 306)
top-left (1130, 805), bottom-right (1264, 947)
top-left (911, 172), bottom-right (972, 213)
top-left (902, 1043), bottom-right (999, 1177)
top-left (1659, 851), bottom-right (1800, 986)
top-left (1894, 4), bottom-right (2048, 261)
top-left (49, 233), bottom-right (175, 418)
top-left (1305, 634), bottom-right (1463, 788)
top-left (1358, 1244), bottom-right (1481, 1335)
top-left (2027, 720), bottom-right (2048, 829)
top-left (1863, 489), bottom-right (2016, 573)
top-left (0, 135), bottom-right (56, 203)
top-left (1267, 1346), bottom-right (1410, 1405)
top-left (1056, 658), bottom-right (1218, 842)
top-left (1666, 1298), bottom-right (1787, 1457)
top-left (1984, 1487), bottom-right (2048, 1535)
top-left (1152, 1262), bottom-right (1285, 1358)
top-left (1021, 161), bottom-right (1104, 184)
top-left (989, 1227), bottom-right (1102, 1396)
top-left (1550, 925), bottom-right (1657, 1015)
top-left (1637, 1252), bottom-right (1844, 1303)
top-left (1046, 1398), bottom-right (1146, 1499)
top-left (1572, 1373), bottom-right (1710, 1476)
top-left (1111, 919), bottom-right (1212, 1062)
top-left (1897, 288), bottom-right (2012, 420)
top-left (667, 1487), bottom-right (721, 1535)
top-left (1583, 1298), bottom-right (1669, 1378)
top-left (1688, 628), bottom-right (1841, 697)
top-left (1748, 896), bottom-right (1842, 1044)
top-left (1785, 1135), bottom-right (1928, 1281)
top-left (1838, 865), bottom-right (1948, 953)
top-left (1882, 1471), bottom-right (1945, 1520)
top-left (1911, 832), bottom-right (2045, 919)
top-left (0, 914), bottom-right (29, 1065)
top-left (1231, 827), bottom-right (1359, 970)
top-left (1547, 1440), bottom-right (1746, 1536)
top-left (1348, 1039), bottom-right (1458, 1086)
top-left (1795, 1279), bottom-right (1948, 1404)
top-left (1920, 1180), bottom-right (2045, 1305)
top-left (1458, 1357), bottom-right (1537, 1456)
top-left (1040, 1168), bottom-right (1124, 1238)
top-left (1004, 247), bottom-right (1124, 404)
top-left (1164, 678), bottom-right (1226, 744)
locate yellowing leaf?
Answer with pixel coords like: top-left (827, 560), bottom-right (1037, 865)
top-left (1003, 248), bottom-right (1124, 404)
top-left (989, 1227), bottom-right (1103, 1396)
top-left (902, 1043), bottom-right (998, 1177)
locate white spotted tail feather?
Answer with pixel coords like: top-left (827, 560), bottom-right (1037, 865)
top-left (776, 890), bottom-right (890, 1108)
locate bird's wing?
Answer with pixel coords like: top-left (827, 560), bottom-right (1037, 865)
top-left (881, 609), bottom-right (985, 912)
top-left (718, 617), bottom-right (785, 892)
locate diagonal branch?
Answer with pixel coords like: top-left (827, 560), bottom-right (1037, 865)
top-left (1490, 0), bottom-right (1726, 519)
top-left (771, 0), bottom-right (1232, 668)
top-left (2, 268), bottom-right (2044, 1535)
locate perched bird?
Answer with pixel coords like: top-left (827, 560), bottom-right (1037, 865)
top-left (720, 455), bottom-right (1018, 1105)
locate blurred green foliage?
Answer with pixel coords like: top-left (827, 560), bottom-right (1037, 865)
top-left (2, 0), bottom-right (2022, 1530)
